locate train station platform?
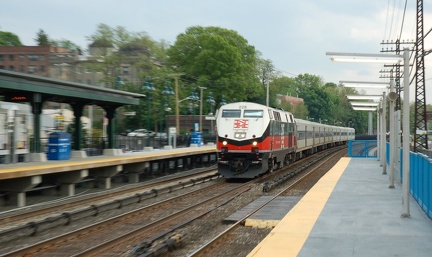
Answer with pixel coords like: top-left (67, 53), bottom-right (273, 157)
top-left (0, 145), bottom-right (216, 207)
top-left (247, 157), bottom-right (432, 257)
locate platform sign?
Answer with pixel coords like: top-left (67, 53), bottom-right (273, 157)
top-left (55, 115), bottom-right (64, 130)
top-left (169, 127), bottom-right (177, 148)
top-left (4, 93), bottom-right (32, 102)
top-left (169, 127), bottom-right (176, 135)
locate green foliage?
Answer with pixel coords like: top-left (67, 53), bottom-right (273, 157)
top-left (167, 26), bottom-right (261, 104)
top-left (50, 39), bottom-right (82, 53)
top-left (0, 31), bottom-right (22, 46)
top-left (66, 118), bottom-right (88, 143)
top-left (35, 29), bottom-right (50, 46)
top-left (86, 23), bottom-right (170, 90)
top-left (269, 73), bottom-right (371, 134)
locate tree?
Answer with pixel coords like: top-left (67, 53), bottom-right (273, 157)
top-left (86, 24), bottom-right (173, 130)
top-left (50, 39), bottom-right (82, 53)
top-left (271, 76), bottom-right (297, 97)
top-left (86, 24), bottom-right (167, 88)
top-left (256, 56), bottom-right (279, 87)
top-left (167, 26), bottom-right (261, 103)
top-left (35, 29), bottom-right (50, 46)
top-left (0, 31), bottom-right (22, 46)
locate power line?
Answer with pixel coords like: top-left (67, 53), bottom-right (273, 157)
top-left (399, 0), bottom-right (408, 40)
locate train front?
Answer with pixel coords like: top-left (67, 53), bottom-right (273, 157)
top-left (215, 102), bottom-right (268, 179)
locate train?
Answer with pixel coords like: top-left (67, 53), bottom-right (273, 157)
top-left (215, 102), bottom-right (355, 179)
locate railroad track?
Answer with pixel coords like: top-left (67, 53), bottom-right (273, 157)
top-left (0, 167), bottom-right (220, 252)
top-left (1, 178), bottom-right (254, 256)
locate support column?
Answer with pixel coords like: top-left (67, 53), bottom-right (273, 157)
top-left (30, 93), bottom-right (47, 162)
top-left (31, 93), bottom-right (42, 153)
top-left (368, 111), bottom-right (373, 135)
top-left (104, 106), bottom-right (118, 149)
top-left (0, 176), bottom-right (42, 207)
top-left (92, 165), bottom-right (122, 189)
top-left (57, 169), bottom-right (89, 196)
top-left (70, 103), bottom-right (86, 151)
top-left (124, 162), bottom-right (147, 183)
top-left (381, 92), bottom-right (387, 175)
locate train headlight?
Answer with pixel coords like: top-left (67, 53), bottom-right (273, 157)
top-left (234, 132), bottom-right (246, 139)
top-left (252, 141), bottom-right (258, 146)
top-left (222, 141), bottom-right (228, 146)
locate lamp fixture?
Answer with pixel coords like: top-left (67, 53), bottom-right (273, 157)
top-left (340, 80), bottom-right (389, 89)
top-left (346, 95), bottom-right (383, 100)
top-left (350, 101), bottom-right (380, 107)
top-left (326, 52), bottom-right (403, 64)
top-left (352, 107), bottom-right (377, 111)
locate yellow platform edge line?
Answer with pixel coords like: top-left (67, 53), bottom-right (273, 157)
top-left (0, 147), bottom-right (216, 176)
top-left (247, 157), bottom-right (351, 257)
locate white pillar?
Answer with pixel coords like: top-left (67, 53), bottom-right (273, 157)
top-left (389, 79), bottom-right (396, 188)
top-left (377, 104), bottom-right (381, 161)
top-left (381, 92), bottom-right (387, 175)
top-left (402, 48), bottom-right (410, 218)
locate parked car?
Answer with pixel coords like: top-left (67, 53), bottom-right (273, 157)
top-left (154, 132), bottom-right (168, 140)
top-left (127, 129), bottom-right (156, 137)
top-left (120, 129), bottom-right (132, 136)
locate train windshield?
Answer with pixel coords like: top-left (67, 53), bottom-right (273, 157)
top-left (222, 109), bottom-right (241, 118)
top-left (244, 110), bottom-right (263, 118)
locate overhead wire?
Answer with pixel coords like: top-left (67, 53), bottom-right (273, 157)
top-left (383, 0), bottom-right (391, 40)
top-left (398, 0), bottom-right (408, 40)
top-left (389, 0), bottom-right (396, 40)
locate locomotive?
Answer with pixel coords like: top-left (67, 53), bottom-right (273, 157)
top-left (215, 102), bottom-right (355, 179)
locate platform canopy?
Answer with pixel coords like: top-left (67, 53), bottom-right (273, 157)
top-left (0, 69), bottom-right (144, 107)
top-left (0, 69), bottom-right (145, 152)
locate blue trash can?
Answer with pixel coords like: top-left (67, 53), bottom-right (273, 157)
top-left (47, 132), bottom-right (71, 160)
top-left (190, 132), bottom-right (202, 147)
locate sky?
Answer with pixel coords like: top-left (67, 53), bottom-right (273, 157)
top-left (1, 0), bottom-right (432, 102)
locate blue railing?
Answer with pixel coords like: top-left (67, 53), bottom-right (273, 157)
top-left (384, 143), bottom-right (432, 219)
top-left (347, 140), bottom-right (378, 158)
top-left (410, 151), bottom-right (432, 218)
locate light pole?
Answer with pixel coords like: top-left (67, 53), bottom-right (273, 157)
top-left (142, 76), bottom-right (155, 146)
top-left (188, 88), bottom-right (199, 132)
top-left (206, 92), bottom-right (216, 135)
top-left (198, 86), bottom-right (207, 132)
top-left (220, 96), bottom-right (227, 106)
top-left (115, 76), bottom-right (124, 89)
top-left (161, 81), bottom-right (175, 133)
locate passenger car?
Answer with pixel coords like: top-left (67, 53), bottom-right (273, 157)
top-left (154, 132), bottom-right (168, 140)
top-left (127, 129), bottom-right (156, 137)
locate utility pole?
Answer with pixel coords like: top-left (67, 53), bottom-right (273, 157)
top-left (414, 0), bottom-right (428, 150)
top-left (380, 39), bottom-right (413, 111)
top-left (266, 79), bottom-right (269, 107)
top-left (380, 0), bottom-right (429, 151)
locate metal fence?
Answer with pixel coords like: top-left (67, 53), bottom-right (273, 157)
top-left (33, 134), bottom-right (217, 157)
top-left (410, 151), bottom-right (432, 219)
top-left (384, 143), bottom-right (432, 220)
top-left (347, 140), bottom-right (378, 158)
